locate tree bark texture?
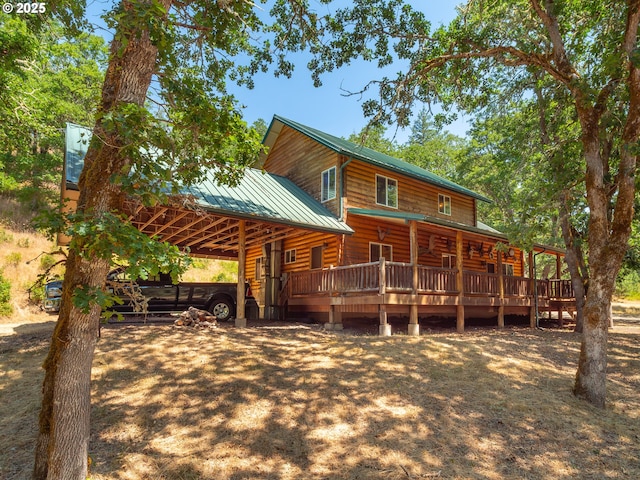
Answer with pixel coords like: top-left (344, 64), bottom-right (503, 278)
top-left (33, 2), bottom-right (172, 478)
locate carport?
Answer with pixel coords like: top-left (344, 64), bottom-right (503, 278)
top-left (61, 123), bottom-right (353, 325)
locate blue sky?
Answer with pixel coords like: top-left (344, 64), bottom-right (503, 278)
top-left (85, 1), bottom-right (466, 142)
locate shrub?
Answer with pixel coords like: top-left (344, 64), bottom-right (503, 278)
top-left (191, 259), bottom-right (207, 269)
top-left (0, 228), bottom-right (13, 244)
top-left (0, 272), bottom-right (12, 316)
top-left (213, 272), bottom-right (233, 282)
top-left (39, 253), bottom-right (57, 271)
top-left (0, 172), bottom-right (19, 194)
top-left (615, 268), bottom-right (640, 300)
top-left (4, 252), bottom-right (21, 268)
top-left (26, 281), bottom-right (45, 304)
top-left (17, 237), bottom-right (30, 248)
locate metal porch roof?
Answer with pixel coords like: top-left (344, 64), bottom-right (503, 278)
top-left (348, 208), bottom-right (565, 254)
top-left (184, 169), bottom-right (353, 235)
top-left (262, 115), bottom-right (491, 203)
top-left (348, 208), bottom-right (503, 238)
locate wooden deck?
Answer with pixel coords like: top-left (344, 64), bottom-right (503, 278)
top-left (282, 259), bottom-right (576, 332)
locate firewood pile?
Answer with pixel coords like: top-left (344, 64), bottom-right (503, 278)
top-left (174, 306), bottom-right (218, 328)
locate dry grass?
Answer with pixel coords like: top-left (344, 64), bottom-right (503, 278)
top-left (0, 196), bottom-right (61, 324)
top-left (1, 320), bottom-right (639, 480)
top-left (0, 198), bottom-right (236, 326)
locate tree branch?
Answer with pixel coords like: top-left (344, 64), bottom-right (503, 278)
top-left (529, 0), bottom-right (578, 81)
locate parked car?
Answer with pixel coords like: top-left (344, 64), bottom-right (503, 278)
top-left (43, 271), bottom-right (256, 322)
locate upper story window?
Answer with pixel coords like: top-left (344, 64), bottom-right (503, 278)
top-left (321, 167), bottom-right (336, 202)
top-left (376, 174), bottom-right (398, 208)
top-left (438, 194), bottom-right (451, 216)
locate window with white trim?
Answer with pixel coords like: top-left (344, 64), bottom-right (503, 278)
top-left (370, 242), bottom-right (393, 262)
top-left (442, 254), bottom-right (457, 269)
top-left (255, 257), bottom-right (264, 280)
top-left (284, 249), bottom-right (296, 264)
top-left (321, 167), bottom-right (336, 202)
top-left (438, 194), bottom-right (452, 216)
top-left (376, 174), bottom-right (398, 208)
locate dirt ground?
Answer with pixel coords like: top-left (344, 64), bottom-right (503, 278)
top-left (1, 307), bottom-right (639, 479)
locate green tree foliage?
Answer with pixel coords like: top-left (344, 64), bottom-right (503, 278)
top-left (0, 271), bottom-right (12, 317)
top-left (401, 108), bottom-right (468, 181)
top-left (0, 17), bottom-right (107, 207)
top-left (346, 123), bottom-right (400, 156)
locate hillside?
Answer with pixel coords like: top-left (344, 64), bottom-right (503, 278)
top-left (0, 194), bottom-right (238, 325)
top-left (0, 196), bottom-right (59, 324)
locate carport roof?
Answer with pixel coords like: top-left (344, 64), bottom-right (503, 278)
top-left (182, 169), bottom-right (353, 235)
top-left (64, 123), bottom-right (352, 257)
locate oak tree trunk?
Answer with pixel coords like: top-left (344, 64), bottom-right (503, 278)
top-left (32, 2), bottom-right (171, 477)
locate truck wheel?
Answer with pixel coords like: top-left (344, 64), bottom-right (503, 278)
top-left (210, 298), bottom-right (234, 322)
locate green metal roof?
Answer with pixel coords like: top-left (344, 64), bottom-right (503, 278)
top-left (185, 169), bottom-right (353, 235)
top-left (348, 208), bottom-right (506, 238)
top-left (264, 115), bottom-right (491, 203)
top-left (64, 123), bottom-right (353, 236)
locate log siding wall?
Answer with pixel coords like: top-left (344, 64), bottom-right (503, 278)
top-left (263, 126), bottom-right (341, 217)
top-left (344, 214), bottom-right (523, 275)
top-left (343, 159), bottom-right (476, 226)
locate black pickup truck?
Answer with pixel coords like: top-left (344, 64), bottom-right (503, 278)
top-left (43, 271), bottom-right (256, 322)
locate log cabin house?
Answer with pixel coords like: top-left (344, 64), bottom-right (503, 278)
top-left (62, 118), bottom-right (575, 335)
top-left (247, 116), bottom-right (575, 335)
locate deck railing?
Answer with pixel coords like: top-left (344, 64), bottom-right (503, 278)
top-left (549, 279), bottom-right (575, 299)
top-left (287, 259), bottom-right (573, 302)
top-left (417, 265), bottom-right (458, 293)
top-left (464, 271), bottom-right (499, 295)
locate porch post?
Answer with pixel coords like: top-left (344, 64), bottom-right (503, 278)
top-left (235, 219), bottom-right (247, 327)
top-left (497, 249), bottom-right (505, 329)
top-left (378, 257), bottom-right (391, 335)
top-left (379, 304), bottom-right (391, 336)
top-left (528, 250), bottom-right (536, 328)
top-left (555, 253), bottom-right (563, 327)
top-left (456, 230), bottom-right (465, 333)
top-left (268, 240), bottom-right (282, 320)
top-left (408, 220), bottom-right (420, 336)
top-left (327, 304), bottom-right (343, 331)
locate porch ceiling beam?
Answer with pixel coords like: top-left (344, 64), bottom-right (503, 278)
top-left (249, 227), bottom-right (297, 246)
top-left (201, 222), bottom-right (296, 251)
top-left (215, 226), bottom-right (298, 252)
top-left (200, 223), bottom-right (253, 250)
top-left (137, 207), bottom-right (169, 231)
top-left (160, 213), bottom-right (212, 243)
top-left (184, 218), bottom-right (234, 248)
top-left (126, 203), bottom-right (145, 221)
top-left (153, 210), bottom-right (190, 237)
top-left (178, 216), bottom-right (229, 247)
